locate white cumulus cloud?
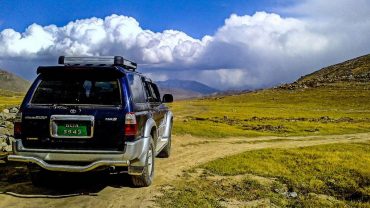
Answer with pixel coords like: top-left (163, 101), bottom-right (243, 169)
top-left (0, 0), bottom-right (369, 90)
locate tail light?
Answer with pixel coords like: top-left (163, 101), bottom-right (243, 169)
top-left (124, 112), bottom-right (138, 136)
top-left (14, 112), bottom-right (22, 137)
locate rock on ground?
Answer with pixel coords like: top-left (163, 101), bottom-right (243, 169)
top-left (0, 107), bottom-right (17, 152)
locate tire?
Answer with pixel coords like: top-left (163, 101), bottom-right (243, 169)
top-left (131, 138), bottom-right (155, 187)
top-left (158, 121), bottom-right (172, 158)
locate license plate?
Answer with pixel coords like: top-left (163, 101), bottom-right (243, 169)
top-left (57, 122), bottom-right (88, 137)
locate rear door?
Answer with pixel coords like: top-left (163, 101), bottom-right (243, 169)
top-left (21, 71), bottom-right (126, 151)
top-left (143, 80), bottom-right (167, 151)
top-left (125, 73), bottom-right (150, 140)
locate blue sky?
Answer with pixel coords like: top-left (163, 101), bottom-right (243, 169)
top-left (0, 0), bottom-right (369, 89)
top-left (0, 0), bottom-right (291, 39)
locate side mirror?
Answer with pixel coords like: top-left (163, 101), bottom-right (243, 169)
top-left (162, 94), bottom-right (173, 103)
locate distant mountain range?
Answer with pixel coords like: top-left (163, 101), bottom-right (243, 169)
top-left (157, 54), bottom-right (370, 99)
top-left (157, 79), bottom-right (219, 94)
top-left (0, 69), bottom-right (30, 92)
top-left (157, 79), bottom-right (219, 100)
top-left (0, 68), bottom-right (219, 99)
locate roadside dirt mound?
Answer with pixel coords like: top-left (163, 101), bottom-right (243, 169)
top-left (0, 133), bottom-right (369, 208)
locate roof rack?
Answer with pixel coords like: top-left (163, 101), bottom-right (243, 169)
top-left (58, 56), bottom-right (137, 71)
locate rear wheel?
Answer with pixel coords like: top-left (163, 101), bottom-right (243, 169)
top-left (131, 139), bottom-right (155, 187)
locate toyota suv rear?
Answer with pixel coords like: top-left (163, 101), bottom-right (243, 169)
top-left (8, 56), bottom-right (173, 187)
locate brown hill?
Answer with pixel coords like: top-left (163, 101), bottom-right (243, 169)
top-left (279, 54), bottom-right (370, 89)
top-left (299, 54), bottom-right (370, 84)
top-left (0, 69), bottom-right (30, 92)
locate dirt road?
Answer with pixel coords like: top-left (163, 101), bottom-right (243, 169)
top-left (1, 133), bottom-right (369, 208)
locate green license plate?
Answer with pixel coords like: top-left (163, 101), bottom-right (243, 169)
top-left (57, 123), bottom-right (88, 137)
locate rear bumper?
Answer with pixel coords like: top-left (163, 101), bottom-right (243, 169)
top-left (8, 155), bottom-right (128, 172)
top-left (7, 138), bottom-right (149, 173)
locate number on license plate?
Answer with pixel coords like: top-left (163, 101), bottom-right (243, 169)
top-left (57, 122), bottom-right (88, 137)
top-left (63, 129), bottom-right (83, 135)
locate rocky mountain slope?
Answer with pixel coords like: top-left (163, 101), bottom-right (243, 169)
top-left (0, 69), bottom-right (30, 92)
top-left (279, 54), bottom-right (370, 89)
top-left (299, 54), bottom-right (370, 83)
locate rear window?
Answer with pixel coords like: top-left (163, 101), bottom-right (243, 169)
top-left (31, 76), bottom-right (121, 105)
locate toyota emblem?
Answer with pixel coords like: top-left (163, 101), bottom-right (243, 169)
top-left (70, 109), bottom-right (77, 114)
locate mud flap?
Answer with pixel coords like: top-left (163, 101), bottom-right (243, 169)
top-left (128, 163), bottom-right (145, 175)
top-left (128, 118), bottom-right (156, 175)
top-left (128, 139), bottom-right (149, 175)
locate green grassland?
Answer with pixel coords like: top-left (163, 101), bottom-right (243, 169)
top-left (0, 89), bottom-right (24, 111)
top-left (158, 142), bottom-right (370, 207)
top-left (171, 82), bottom-right (370, 138)
top-left (1, 82), bottom-right (369, 139)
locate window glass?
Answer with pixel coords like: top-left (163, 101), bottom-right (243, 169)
top-left (31, 77), bottom-right (121, 105)
top-left (127, 74), bottom-right (146, 103)
top-left (149, 83), bottom-right (161, 102)
top-left (143, 81), bottom-right (151, 99)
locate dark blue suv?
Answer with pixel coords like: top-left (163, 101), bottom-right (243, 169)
top-left (8, 56), bottom-right (174, 187)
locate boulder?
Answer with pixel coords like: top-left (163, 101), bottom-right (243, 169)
top-left (4, 121), bottom-right (13, 127)
top-left (0, 126), bottom-right (11, 135)
top-left (0, 142), bottom-right (7, 147)
top-left (3, 145), bottom-right (12, 152)
top-left (9, 107), bottom-right (18, 113)
top-left (0, 112), bottom-right (16, 121)
top-left (7, 136), bottom-right (15, 144)
top-left (0, 136), bottom-right (13, 152)
top-left (285, 191), bottom-right (298, 198)
top-left (0, 136), bottom-right (6, 144)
